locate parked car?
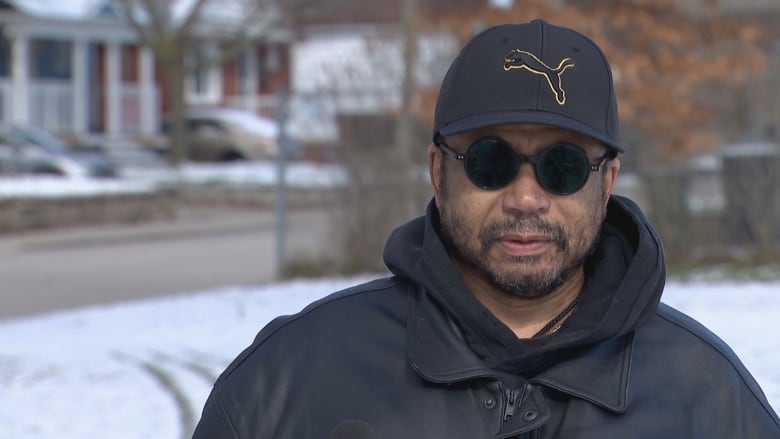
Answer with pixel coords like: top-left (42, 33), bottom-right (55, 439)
top-left (155, 108), bottom-right (281, 162)
top-left (0, 125), bottom-right (119, 178)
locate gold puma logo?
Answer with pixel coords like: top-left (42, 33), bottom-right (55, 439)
top-left (503, 49), bottom-right (575, 105)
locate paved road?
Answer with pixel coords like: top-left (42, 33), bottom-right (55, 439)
top-left (0, 207), bottom-right (336, 321)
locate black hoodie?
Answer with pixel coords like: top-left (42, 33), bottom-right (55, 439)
top-left (384, 195), bottom-right (665, 373)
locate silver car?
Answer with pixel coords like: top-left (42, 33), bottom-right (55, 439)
top-left (158, 108), bottom-right (280, 161)
top-left (0, 125), bottom-right (119, 178)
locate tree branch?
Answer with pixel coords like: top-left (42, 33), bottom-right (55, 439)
top-left (177, 0), bottom-right (211, 37)
top-left (140, 0), bottom-right (171, 39)
top-left (116, 0), bottom-right (158, 47)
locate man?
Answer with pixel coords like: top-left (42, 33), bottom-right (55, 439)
top-left (193, 20), bottom-right (780, 438)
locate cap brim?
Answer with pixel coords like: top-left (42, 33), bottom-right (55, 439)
top-left (437, 110), bottom-right (625, 153)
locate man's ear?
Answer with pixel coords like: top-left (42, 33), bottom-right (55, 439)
top-left (428, 143), bottom-right (443, 204)
top-left (602, 157), bottom-right (621, 203)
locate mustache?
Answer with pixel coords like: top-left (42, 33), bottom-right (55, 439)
top-left (479, 215), bottom-right (568, 250)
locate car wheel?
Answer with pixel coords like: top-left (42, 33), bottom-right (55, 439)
top-left (32, 165), bottom-right (66, 176)
top-left (220, 150), bottom-right (246, 162)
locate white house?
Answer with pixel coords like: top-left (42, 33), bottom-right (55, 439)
top-left (0, 0), bottom-right (290, 143)
top-left (284, 23), bottom-right (456, 143)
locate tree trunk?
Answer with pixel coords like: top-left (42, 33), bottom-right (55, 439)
top-left (395, 0), bottom-right (424, 219)
top-left (161, 56), bottom-right (189, 167)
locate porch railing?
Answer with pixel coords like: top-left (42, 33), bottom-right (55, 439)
top-left (29, 80), bottom-right (73, 133)
top-left (0, 79), bottom-right (13, 124)
top-left (0, 79), bottom-right (158, 137)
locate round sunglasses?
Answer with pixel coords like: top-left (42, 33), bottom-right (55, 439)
top-left (435, 136), bottom-right (614, 195)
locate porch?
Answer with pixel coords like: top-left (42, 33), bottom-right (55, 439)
top-left (0, 78), bottom-right (160, 138)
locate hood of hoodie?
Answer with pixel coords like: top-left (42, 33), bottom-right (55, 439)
top-left (383, 195), bottom-right (666, 373)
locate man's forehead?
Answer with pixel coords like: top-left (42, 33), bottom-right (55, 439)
top-left (452, 123), bottom-right (604, 148)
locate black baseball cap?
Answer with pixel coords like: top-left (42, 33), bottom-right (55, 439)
top-left (433, 20), bottom-right (624, 153)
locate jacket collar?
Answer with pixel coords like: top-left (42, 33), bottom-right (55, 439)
top-left (531, 333), bottom-right (633, 413)
top-left (407, 285), bottom-right (633, 413)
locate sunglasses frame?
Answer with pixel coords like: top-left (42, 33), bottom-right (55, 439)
top-left (434, 135), bottom-right (615, 195)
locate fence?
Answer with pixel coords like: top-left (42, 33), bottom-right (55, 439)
top-left (628, 143), bottom-right (780, 266)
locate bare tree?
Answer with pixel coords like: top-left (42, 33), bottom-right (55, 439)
top-left (116, 0), bottom-right (280, 165)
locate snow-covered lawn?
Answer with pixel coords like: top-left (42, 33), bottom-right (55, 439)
top-left (0, 160), bottom-right (347, 199)
top-left (0, 276), bottom-right (777, 438)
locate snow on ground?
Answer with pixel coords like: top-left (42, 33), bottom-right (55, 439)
top-left (0, 175), bottom-right (158, 198)
top-left (0, 160), bottom-right (347, 199)
top-left (0, 276), bottom-right (778, 439)
top-left (121, 161), bottom-right (348, 190)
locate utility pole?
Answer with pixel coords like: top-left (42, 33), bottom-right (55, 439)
top-left (275, 89), bottom-right (289, 279)
top-left (396, 0), bottom-right (420, 218)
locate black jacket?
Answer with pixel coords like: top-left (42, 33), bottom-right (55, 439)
top-left (193, 196), bottom-right (780, 438)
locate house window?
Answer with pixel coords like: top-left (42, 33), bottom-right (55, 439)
top-left (265, 44), bottom-right (280, 72)
top-left (187, 47), bottom-right (220, 103)
top-left (237, 51), bottom-right (249, 94)
top-left (121, 44), bottom-right (139, 82)
top-left (30, 38), bottom-right (72, 79)
top-left (0, 34), bottom-right (9, 77)
top-left (191, 50), bottom-right (208, 95)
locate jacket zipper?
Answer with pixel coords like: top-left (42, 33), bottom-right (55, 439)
top-left (503, 387), bottom-right (521, 423)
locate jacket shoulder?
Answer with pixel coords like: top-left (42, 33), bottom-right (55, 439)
top-left (220, 275), bottom-right (408, 378)
top-left (642, 303), bottom-right (779, 425)
top-left (193, 276), bottom-right (412, 438)
top-left (651, 303), bottom-right (759, 386)
top-left (654, 303), bottom-right (743, 364)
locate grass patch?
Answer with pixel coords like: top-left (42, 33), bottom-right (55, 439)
top-left (668, 263), bottom-right (780, 283)
top-left (280, 257), bottom-right (369, 279)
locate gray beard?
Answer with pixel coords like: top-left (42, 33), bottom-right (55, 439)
top-left (439, 213), bottom-right (598, 299)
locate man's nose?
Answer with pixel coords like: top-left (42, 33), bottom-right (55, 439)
top-left (501, 163), bottom-right (550, 215)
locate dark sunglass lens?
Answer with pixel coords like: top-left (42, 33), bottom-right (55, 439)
top-left (538, 144), bottom-right (590, 194)
top-left (465, 138), bottom-right (519, 189)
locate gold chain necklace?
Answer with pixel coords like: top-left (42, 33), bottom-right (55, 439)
top-left (532, 292), bottom-right (582, 338)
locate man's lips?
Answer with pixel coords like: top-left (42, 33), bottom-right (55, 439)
top-left (497, 233), bottom-right (553, 256)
